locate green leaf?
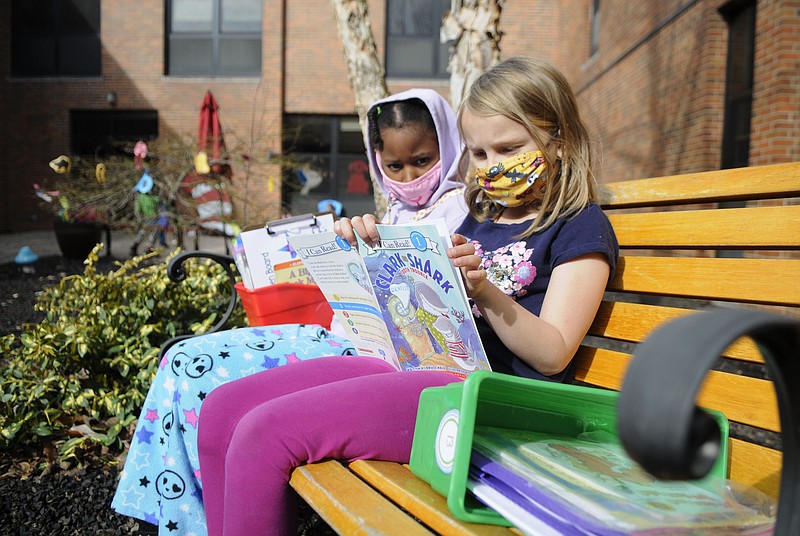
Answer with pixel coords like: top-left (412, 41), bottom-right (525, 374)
top-left (33, 424), bottom-right (53, 436)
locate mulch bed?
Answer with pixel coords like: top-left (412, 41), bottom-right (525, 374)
top-left (0, 255), bottom-right (148, 535)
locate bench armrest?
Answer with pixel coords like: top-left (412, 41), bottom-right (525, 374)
top-left (618, 309), bottom-right (800, 534)
top-left (159, 250), bottom-right (240, 358)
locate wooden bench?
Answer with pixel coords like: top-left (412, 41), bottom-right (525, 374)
top-left (283, 161), bottom-right (800, 534)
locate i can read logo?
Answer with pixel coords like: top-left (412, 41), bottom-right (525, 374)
top-left (409, 230), bottom-right (427, 252)
top-left (335, 235), bottom-right (352, 251)
top-left (434, 409), bottom-right (459, 474)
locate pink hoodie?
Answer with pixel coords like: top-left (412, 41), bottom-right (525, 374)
top-left (365, 89), bottom-right (469, 233)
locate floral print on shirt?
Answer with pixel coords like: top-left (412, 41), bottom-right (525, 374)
top-left (470, 239), bottom-right (536, 317)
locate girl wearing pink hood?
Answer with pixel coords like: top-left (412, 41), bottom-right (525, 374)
top-left (338, 88), bottom-right (469, 242)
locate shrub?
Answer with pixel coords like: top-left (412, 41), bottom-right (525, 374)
top-left (0, 245), bottom-right (246, 464)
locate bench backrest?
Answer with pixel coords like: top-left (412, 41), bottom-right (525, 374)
top-left (575, 161), bottom-right (800, 500)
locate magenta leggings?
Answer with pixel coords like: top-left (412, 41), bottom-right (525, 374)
top-left (197, 355), bottom-right (461, 535)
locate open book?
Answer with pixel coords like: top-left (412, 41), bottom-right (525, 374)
top-left (288, 219), bottom-right (491, 377)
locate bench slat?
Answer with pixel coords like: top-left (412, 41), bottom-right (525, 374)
top-left (289, 460), bottom-right (432, 535)
top-left (609, 257), bottom-right (800, 306)
top-left (601, 161), bottom-right (800, 208)
top-left (590, 301), bottom-right (764, 363)
top-left (609, 205), bottom-right (800, 249)
top-left (728, 438), bottom-right (782, 500)
top-left (350, 460), bottom-right (517, 535)
top-left (573, 347), bottom-right (780, 432)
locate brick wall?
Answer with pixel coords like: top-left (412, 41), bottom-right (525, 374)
top-left (571, 1), bottom-right (725, 182)
top-left (750, 0), bottom-right (800, 166)
top-left (0, 0), bottom-right (797, 232)
top-left (566, 0), bottom-right (798, 183)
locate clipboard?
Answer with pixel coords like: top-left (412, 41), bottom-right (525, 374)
top-left (239, 212), bottom-right (336, 289)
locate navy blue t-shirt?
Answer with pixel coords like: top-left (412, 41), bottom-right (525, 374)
top-left (455, 203), bottom-right (619, 382)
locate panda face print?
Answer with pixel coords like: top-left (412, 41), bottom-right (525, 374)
top-left (246, 340), bottom-right (275, 352)
top-left (310, 327), bottom-right (331, 343)
top-left (185, 354), bottom-right (213, 378)
top-left (156, 470), bottom-right (186, 500)
top-left (161, 411), bottom-right (174, 437)
top-left (170, 352), bottom-right (190, 376)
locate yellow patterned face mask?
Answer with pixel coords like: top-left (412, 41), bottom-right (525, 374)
top-left (475, 150), bottom-right (547, 207)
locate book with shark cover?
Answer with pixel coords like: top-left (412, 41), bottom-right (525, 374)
top-left (288, 219), bottom-right (491, 377)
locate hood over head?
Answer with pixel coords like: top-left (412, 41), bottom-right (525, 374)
top-left (365, 89), bottom-right (465, 223)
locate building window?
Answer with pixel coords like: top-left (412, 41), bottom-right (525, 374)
top-left (282, 115), bottom-right (371, 217)
top-left (590, 0), bottom-right (601, 56)
top-left (11, 0), bottom-right (101, 77)
top-left (386, 0), bottom-right (450, 78)
top-left (167, 0), bottom-right (262, 76)
top-left (71, 110), bottom-right (159, 157)
top-left (720, 0), bottom-right (755, 170)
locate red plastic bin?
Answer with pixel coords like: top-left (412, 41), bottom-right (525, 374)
top-left (234, 282), bottom-right (333, 329)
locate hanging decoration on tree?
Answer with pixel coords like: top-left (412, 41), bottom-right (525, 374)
top-left (95, 163), bottom-right (107, 185)
top-left (33, 183), bottom-right (59, 203)
top-left (296, 165), bottom-right (323, 195)
top-left (135, 171), bottom-right (154, 194)
top-left (181, 90), bottom-right (236, 236)
top-left (134, 141), bottom-right (148, 170)
top-left (49, 155), bottom-right (71, 174)
top-left (194, 151), bottom-right (211, 174)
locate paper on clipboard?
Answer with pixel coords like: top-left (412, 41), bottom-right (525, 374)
top-left (239, 212), bottom-right (335, 289)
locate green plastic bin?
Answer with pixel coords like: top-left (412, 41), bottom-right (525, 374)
top-left (408, 370), bottom-right (729, 526)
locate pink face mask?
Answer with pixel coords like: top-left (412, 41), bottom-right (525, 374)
top-left (376, 151), bottom-right (442, 207)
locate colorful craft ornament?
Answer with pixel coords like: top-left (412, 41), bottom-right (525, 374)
top-left (33, 183), bottom-right (59, 203)
top-left (317, 198), bottom-right (343, 217)
top-left (58, 197), bottom-right (70, 220)
top-left (33, 189), bottom-right (52, 202)
top-left (296, 166), bottom-right (323, 195)
top-left (194, 151), bottom-right (211, 174)
top-left (49, 155), bottom-right (71, 174)
top-left (135, 172), bottom-right (154, 194)
top-left (96, 163), bottom-right (107, 185)
top-left (134, 141), bottom-right (148, 170)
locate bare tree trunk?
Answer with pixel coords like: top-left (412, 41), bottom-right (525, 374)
top-left (329, 0), bottom-right (389, 217)
top-left (441, 0), bottom-right (504, 108)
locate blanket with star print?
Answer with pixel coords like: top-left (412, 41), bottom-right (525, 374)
top-left (111, 323), bottom-right (354, 535)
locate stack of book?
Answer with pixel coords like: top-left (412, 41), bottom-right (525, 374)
top-left (468, 426), bottom-right (776, 535)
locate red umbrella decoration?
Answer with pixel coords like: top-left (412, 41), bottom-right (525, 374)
top-left (181, 90), bottom-right (235, 239)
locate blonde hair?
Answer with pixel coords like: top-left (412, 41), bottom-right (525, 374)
top-left (458, 56), bottom-right (597, 236)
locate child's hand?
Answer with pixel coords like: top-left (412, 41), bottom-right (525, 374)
top-left (333, 214), bottom-right (381, 247)
top-left (448, 234), bottom-right (488, 299)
